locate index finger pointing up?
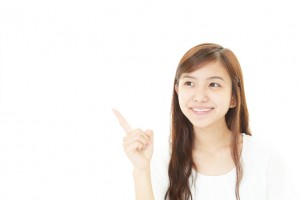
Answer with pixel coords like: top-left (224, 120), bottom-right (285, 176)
top-left (112, 109), bottom-right (133, 134)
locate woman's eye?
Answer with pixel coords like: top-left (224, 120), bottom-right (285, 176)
top-left (184, 81), bottom-right (194, 86)
top-left (209, 83), bottom-right (220, 87)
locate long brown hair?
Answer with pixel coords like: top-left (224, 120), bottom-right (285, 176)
top-left (165, 43), bottom-right (251, 200)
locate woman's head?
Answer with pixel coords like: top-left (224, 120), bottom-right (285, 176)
top-left (172, 43), bottom-right (249, 134)
top-left (166, 43), bottom-right (250, 200)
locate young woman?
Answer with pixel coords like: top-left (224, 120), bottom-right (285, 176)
top-left (113, 43), bottom-right (291, 200)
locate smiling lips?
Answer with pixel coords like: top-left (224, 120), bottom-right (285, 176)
top-left (190, 107), bottom-right (214, 115)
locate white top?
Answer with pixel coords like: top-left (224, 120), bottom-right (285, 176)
top-left (151, 134), bottom-right (296, 200)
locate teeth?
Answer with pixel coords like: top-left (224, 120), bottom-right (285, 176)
top-left (192, 108), bottom-right (212, 112)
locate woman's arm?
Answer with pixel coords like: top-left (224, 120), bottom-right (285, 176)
top-left (133, 167), bottom-right (155, 200)
top-left (113, 109), bottom-right (155, 200)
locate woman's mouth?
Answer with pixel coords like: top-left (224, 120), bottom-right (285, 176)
top-left (190, 107), bottom-right (214, 115)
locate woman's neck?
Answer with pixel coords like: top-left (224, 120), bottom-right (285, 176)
top-left (193, 124), bottom-right (232, 153)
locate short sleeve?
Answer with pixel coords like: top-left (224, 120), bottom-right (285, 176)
top-left (151, 146), bottom-right (170, 200)
top-left (266, 147), bottom-right (298, 200)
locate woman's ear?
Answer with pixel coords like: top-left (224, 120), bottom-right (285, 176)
top-left (230, 96), bottom-right (236, 108)
top-left (175, 84), bottom-right (178, 94)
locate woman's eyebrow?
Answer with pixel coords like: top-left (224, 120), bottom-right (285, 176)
top-left (180, 75), bottom-right (197, 80)
top-left (181, 75), bottom-right (225, 81)
top-left (207, 76), bottom-right (225, 81)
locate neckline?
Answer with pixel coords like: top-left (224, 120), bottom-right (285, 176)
top-left (194, 133), bottom-right (246, 178)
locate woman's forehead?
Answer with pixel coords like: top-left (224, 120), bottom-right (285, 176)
top-left (180, 61), bottom-right (230, 80)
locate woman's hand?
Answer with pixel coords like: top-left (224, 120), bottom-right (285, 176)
top-left (113, 109), bottom-right (154, 170)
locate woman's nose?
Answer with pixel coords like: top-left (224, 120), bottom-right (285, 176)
top-left (193, 87), bottom-right (208, 102)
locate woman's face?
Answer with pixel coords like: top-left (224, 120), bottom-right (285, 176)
top-left (176, 61), bottom-right (235, 130)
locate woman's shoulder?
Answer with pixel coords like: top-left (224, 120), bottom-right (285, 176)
top-left (242, 133), bottom-right (279, 157)
top-left (242, 133), bottom-right (299, 199)
top-left (241, 133), bottom-right (286, 174)
top-left (151, 143), bottom-right (170, 200)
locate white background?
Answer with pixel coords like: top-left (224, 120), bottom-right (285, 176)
top-left (0, 0), bottom-right (299, 199)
